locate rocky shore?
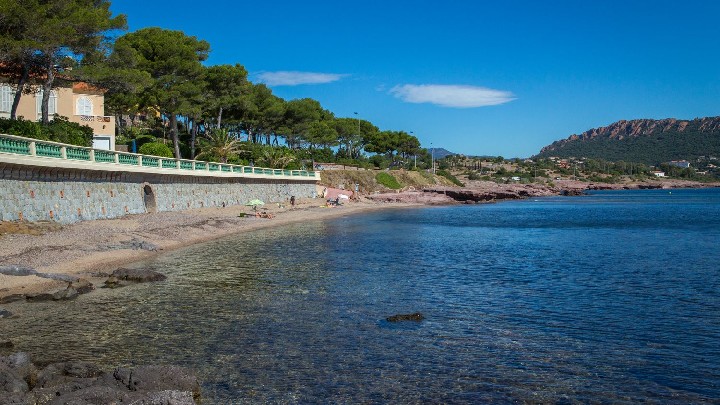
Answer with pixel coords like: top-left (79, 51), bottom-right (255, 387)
top-left (0, 352), bottom-right (201, 404)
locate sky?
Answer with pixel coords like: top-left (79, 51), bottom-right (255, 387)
top-left (111, 0), bottom-right (720, 158)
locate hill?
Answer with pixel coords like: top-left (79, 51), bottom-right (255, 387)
top-left (429, 148), bottom-right (455, 159)
top-left (535, 117), bottom-right (720, 165)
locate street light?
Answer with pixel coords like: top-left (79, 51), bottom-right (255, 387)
top-left (410, 131), bottom-right (416, 169)
top-left (431, 142), bottom-right (435, 174)
top-left (353, 112), bottom-right (360, 159)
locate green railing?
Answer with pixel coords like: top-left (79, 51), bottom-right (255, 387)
top-left (94, 150), bottom-right (115, 163)
top-left (141, 156), bottom-right (159, 168)
top-left (0, 133), bottom-right (318, 180)
top-left (66, 147), bottom-right (91, 161)
top-left (36, 143), bottom-right (62, 158)
top-left (118, 153), bottom-right (139, 165)
top-left (0, 138), bottom-right (31, 155)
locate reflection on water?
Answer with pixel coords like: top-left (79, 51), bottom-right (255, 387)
top-left (1, 189), bottom-right (719, 403)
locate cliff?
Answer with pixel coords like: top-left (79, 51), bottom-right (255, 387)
top-left (536, 116), bottom-right (720, 164)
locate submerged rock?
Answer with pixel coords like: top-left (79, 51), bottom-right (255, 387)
top-left (386, 312), bottom-right (425, 322)
top-left (0, 309), bottom-right (12, 319)
top-left (109, 268), bottom-right (167, 283)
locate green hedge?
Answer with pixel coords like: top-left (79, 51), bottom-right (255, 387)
top-left (139, 142), bottom-right (174, 158)
top-left (375, 172), bottom-right (402, 189)
top-left (0, 117), bottom-right (93, 147)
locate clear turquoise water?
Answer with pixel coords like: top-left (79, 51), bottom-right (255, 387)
top-left (1, 188), bottom-right (719, 403)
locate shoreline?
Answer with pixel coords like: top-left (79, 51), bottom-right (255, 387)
top-left (0, 198), bottom-right (424, 300)
top-left (2, 180), bottom-right (718, 301)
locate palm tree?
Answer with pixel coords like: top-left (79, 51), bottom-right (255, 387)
top-left (258, 148), bottom-right (296, 169)
top-left (196, 129), bottom-right (244, 163)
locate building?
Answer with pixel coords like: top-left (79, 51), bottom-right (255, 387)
top-left (0, 81), bottom-right (116, 150)
top-left (651, 171), bottom-right (666, 177)
top-left (668, 160), bottom-right (690, 169)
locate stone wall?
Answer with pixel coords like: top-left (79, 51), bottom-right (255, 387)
top-left (0, 163), bottom-right (317, 223)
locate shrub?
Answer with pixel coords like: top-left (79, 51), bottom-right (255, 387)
top-left (376, 172), bottom-right (402, 189)
top-left (0, 117), bottom-right (93, 146)
top-left (437, 169), bottom-right (464, 187)
top-left (139, 142), bottom-right (174, 158)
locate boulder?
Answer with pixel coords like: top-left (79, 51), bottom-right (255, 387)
top-left (0, 309), bottom-right (12, 319)
top-left (0, 295), bottom-right (25, 304)
top-left (35, 361), bottom-right (104, 389)
top-left (115, 365), bottom-right (201, 401)
top-left (108, 268), bottom-right (167, 283)
top-left (0, 354), bottom-right (201, 404)
top-left (0, 352), bottom-right (37, 393)
top-left (386, 312), bottom-right (425, 322)
top-left (0, 367), bottom-right (28, 394)
top-left (0, 341), bottom-right (13, 349)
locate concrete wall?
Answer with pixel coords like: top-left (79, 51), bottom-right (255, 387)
top-left (0, 163), bottom-right (317, 223)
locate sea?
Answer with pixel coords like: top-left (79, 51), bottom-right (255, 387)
top-left (1, 188), bottom-right (719, 403)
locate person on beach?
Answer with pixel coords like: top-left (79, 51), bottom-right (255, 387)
top-left (290, 196), bottom-right (296, 207)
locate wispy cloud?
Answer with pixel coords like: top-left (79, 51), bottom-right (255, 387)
top-left (255, 71), bottom-right (348, 86)
top-left (389, 84), bottom-right (516, 108)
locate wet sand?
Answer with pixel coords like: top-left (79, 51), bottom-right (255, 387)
top-left (0, 198), bottom-right (420, 300)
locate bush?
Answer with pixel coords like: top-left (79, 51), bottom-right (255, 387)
top-left (437, 169), bottom-right (464, 187)
top-left (376, 172), bottom-right (402, 189)
top-left (139, 142), bottom-right (174, 158)
top-left (0, 117), bottom-right (93, 146)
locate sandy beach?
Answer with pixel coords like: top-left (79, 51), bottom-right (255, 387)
top-left (0, 197), bottom-right (423, 300)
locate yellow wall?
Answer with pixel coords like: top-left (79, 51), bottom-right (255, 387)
top-left (0, 82), bottom-right (115, 150)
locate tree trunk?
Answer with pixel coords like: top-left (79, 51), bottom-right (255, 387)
top-left (191, 116), bottom-right (198, 158)
top-left (169, 113), bottom-right (181, 159)
top-left (41, 59), bottom-right (55, 125)
top-left (217, 107), bottom-right (223, 129)
top-left (10, 65), bottom-right (30, 120)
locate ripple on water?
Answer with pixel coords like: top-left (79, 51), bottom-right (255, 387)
top-left (1, 189), bottom-right (719, 403)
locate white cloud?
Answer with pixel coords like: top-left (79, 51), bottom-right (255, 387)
top-left (255, 71), bottom-right (347, 86)
top-left (389, 84), bottom-right (516, 108)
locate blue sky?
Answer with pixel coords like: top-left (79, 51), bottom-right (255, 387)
top-left (112, 0), bottom-right (720, 158)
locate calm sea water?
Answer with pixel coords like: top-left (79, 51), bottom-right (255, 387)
top-left (1, 188), bottom-right (719, 403)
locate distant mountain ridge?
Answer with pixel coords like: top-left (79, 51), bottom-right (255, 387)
top-left (429, 148), bottom-right (455, 159)
top-left (535, 116), bottom-right (720, 164)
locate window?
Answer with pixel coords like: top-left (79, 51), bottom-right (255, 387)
top-left (0, 84), bottom-right (13, 116)
top-left (76, 96), bottom-right (93, 115)
top-left (36, 89), bottom-right (58, 119)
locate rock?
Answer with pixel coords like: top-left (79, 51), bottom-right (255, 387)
top-left (0, 309), bottom-right (12, 319)
top-left (386, 312), bottom-right (425, 322)
top-left (70, 278), bottom-right (94, 295)
top-left (115, 365), bottom-right (201, 401)
top-left (0, 295), bottom-right (25, 304)
top-left (0, 352), bottom-right (37, 392)
top-left (0, 367), bottom-right (28, 394)
top-left (109, 268), bottom-right (167, 283)
top-left (36, 361), bottom-right (104, 389)
top-left (25, 293), bottom-right (55, 302)
top-left (0, 354), bottom-right (200, 404)
top-left (0, 341), bottom-right (13, 349)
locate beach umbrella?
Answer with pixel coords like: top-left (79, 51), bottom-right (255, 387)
top-left (246, 199), bottom-right (265, 210)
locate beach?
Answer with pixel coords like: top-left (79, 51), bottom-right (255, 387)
top-left (0, 197), bottom-right (425, 300)
top-left (2, 178), bottom-right (717, 301)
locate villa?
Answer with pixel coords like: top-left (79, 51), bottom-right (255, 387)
top-left (0, 80), bottom-right (116, 150)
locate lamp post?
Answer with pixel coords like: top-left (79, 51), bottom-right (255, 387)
top-left (410, 131), bottom-right (416, 169)
top-left (431, 142), bottom-right (435, 174)
top-left (353, 112), bottom-right (360, 159)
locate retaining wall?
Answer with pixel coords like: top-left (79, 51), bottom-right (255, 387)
top-left (0, 163), bottom-right (317, 223)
